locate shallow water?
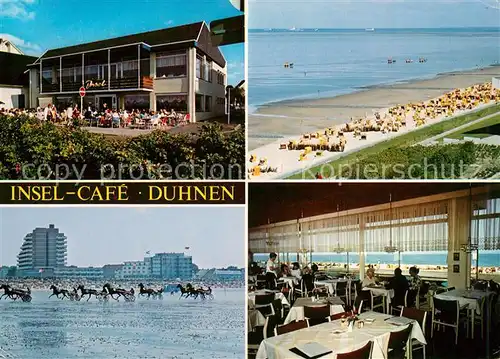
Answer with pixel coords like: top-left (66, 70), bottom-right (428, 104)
top-left (248, 28), bottom-right (500, 106)
top-left (0, 288), bottom-right (244, 359)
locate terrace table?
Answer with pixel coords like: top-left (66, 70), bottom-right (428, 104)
top-left (280, 276), bottom-right (299, 287)
top-left (256, 311), bottom-right (426, 359)
top-left (362, 286), bottom-right (395, 314)
top-left (435, 289), bottom-right (494, 340)
top-left (284, 297), bottom-right (345, 325)
top-left (248, 289), bottom-right (290, 307)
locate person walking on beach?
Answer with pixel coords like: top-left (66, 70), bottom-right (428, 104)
top-left (265, 252), bottom-right (278, 289)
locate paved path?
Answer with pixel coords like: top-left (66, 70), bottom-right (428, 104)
top-left (419, 110), bottom-right (500, 145)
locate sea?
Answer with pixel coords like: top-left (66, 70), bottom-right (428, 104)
top-left (248, 28), bottom-right (500, 110)
top-left (0, 288), bottom-right (244, 359)
top-left (255, 251), bottom-right (500, 267)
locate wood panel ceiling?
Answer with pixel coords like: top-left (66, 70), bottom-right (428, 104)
top-left (249, 182), bottom-right (489, 227)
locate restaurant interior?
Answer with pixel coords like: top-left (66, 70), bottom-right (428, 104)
top-left (247, 182), bottom-right (500, 359)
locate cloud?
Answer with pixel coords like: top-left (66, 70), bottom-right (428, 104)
top-left (0, 0), bottom-right (36, 20)
top-left (0, 33), bottom-right (42, 54)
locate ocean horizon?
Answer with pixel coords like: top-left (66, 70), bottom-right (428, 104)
top-left (248, 27), bottom-right (500, 109)
top-left (255, 251), bottom-right (500, 267)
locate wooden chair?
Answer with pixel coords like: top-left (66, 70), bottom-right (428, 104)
top-left (401, 307), bottom-right (428, 359)
top-left (370, 290), bottom-right (385, 313)
top-left (392, 290), bottom-right (409, 315)
top-left (274, 320), bottom-right (307, 336)
top-left (388, 323), bottom-right (413, 359)
top-left (337, 341), bottom-right (373, 359)
top-left (336, 281), bottom-right (349, 304)
top-left (329, 312), bottom-right (348, 321)
top-left (304, 305), bottom-right (330, 327)
top-left (431, 297), bottom-right (469, 345)
top-left (247, 316), bottom-right (268, 355)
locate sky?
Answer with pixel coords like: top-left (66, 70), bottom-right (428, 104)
top-left (0, 207), bottom-right (245, 269)
top-left (0, 0), bottom-right (244, 85)
top-left (248, 0), bottom-right (500, 29)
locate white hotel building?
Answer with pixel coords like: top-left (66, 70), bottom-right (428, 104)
top-left (26, 21), bottom-right (227, 122)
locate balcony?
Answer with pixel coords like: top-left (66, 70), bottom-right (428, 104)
top-left (109, 76), bottom-right (153, 90)
top-left (41, 76), bottom-right (154, 94)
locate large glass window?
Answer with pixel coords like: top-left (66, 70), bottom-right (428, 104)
top-left (195, 94), bottom-right (204, 112)
top-left (156, 94), bottom-right (187, 112)
top-left (124, 94), bottom-right (149, 111)
top-left (205, 95), bottom-right (212, 112)
top-left (205, 61), bottom-right (212, 82)
top-left (156, 53), bottom-right (186, 78)
top-left (122, 60), bottom-right (138, 78)
top-left (196, 55), bottom-right (202, 79)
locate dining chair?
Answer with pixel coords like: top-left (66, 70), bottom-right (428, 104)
top-left (255, 293), bottom-right (276, 317)
top-left (274, 320), bottom-right (308, 336)
top-left (247, 316), bottom-right (268, 355)
top-left (447, 287), bottom-right (456, 292)
top-left (336, 281), bottom-right (349, 304)
top-left (431, 296), bottom-right (469, 345)
top-left (329, 311), bottom-right (348, 321)
top-left (337, 341), bottom-right (373, 359)
top-left (401, 307), bottom-right (428, 359)
top-left (472, 295), bottom-right (487, 339)
top-left (388, 323), bottom-right (413, 359)
top-left (304, 305), bottom-right (330, 327)
top-left (392, 290), bottom-right (409, 315)
top-left (370, 290), bottom-right (385, 313)
top-left (351, 280), bottom-right (361, 306)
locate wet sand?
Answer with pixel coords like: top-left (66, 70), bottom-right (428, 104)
top-left (249, 66), bottom-right (500, 150)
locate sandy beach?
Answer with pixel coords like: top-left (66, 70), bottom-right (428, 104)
top-left (249, 66), bottom-right (500, 150)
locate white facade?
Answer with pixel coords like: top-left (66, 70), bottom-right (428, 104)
top-left (0, 86), bottom-right (28, 109)
top-left (0, 39), bottom-right (23, 55)
top-left (54, 266), bottom-right (103, 280)
top-left (115, 260), bottom-right (151, 279)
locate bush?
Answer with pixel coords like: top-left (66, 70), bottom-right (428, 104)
top-left (0, 115), bottom-right (245, 179)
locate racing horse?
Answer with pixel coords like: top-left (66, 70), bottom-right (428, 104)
top-left (199, 286), bottom-right (214, 300)
top-left (68, 288), bottom-right (81, 301)
top-left (77, 284), bottom-right (102, 302)
top-left (138, 283), bottom-right (163, 299)
top-left (103, 283), bottom-right (135, 302)
top-left (0, 284), bottom-right (32, 302)
top-left (49, 285), bottom-right (70, 300)
top-left (177, 284), bottom-right (196, 299)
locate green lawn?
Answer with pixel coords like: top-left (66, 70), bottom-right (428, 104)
top-left (289, 103), bottom-right (500, 179)
top-left (443, 113), bottom-right (500, 140)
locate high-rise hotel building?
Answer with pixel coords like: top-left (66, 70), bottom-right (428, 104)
top-left (17, 224), bottom-right (67, 276)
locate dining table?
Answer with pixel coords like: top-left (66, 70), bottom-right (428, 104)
top-left (314, 279), bottom-right (351, 302)
top-left (257, 311), bottom-right (427, 359)
top-left (362, 286), bottom-right (395, 314)
top-left (283, 297), bottom-right (345, 325)
top-left (248, 289), bottom-right (290, 308)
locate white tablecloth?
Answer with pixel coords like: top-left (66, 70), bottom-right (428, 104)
top-left (249, 309), bottom-right (266, 331)
top-left (315, 279), bottom-right (350, 296)
top-left (435, 289), bottom-right (491, 315)
top-left (280, 277), bottom-right (299, 287)
top-left (362, 287), bottom-right (395, 313)
top-left (284, 297), bottom-right (345, 324)
top-left (249, 290), bottom-right (290, 307)
top-left (257, 311), bottom-right (427, 359)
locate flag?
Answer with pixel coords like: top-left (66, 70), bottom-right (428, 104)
top-left (146, 250), bottom-right (151, 255)
top-left (39, 269), bottom-right (44, 273)
top-left (185, 247), bottom-right (190, 250)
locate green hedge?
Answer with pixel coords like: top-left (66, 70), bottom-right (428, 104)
top-left (334, 142), bottom-right (500, 179)
top-left (0, 115), bottom-right (245, 179)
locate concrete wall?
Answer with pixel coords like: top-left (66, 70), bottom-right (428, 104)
top-left (447, 197), bottom-right (471, 290)
top-left (0, 86), bottom-right (28, 108)
top-left (493, 77), bottom-right (500, 90)
top-left (153, 77), bottom-right (189, 94)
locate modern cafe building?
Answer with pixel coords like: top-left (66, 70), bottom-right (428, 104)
top-left (26, 21), bottom-right (228, 122)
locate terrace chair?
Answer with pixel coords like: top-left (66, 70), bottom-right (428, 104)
top-left (329, 311), bottom-right (349, 322)
top-left (388, 323), bottom-right (413, 359)
top-left (431, 297), bottom-right (469, 345)
top-left (472, 296), bottom-right (487, 339)
top-left (417, 282), bottom-right (430, 310)
top-left (351, 280), bottom-right (361, 306)
top-left (274, 320), bottom-right (307, 336)
top-left (335, 281), bottom-right (349, 304)
top-left (337, 341), bottom-right (373, 359)
top-left (256, 275), bottom-right (267, 290)
top-left (304, 305), bottom-right (330, 327)
top-left (401, 307), bottom-right (428, 359)
top-left (255, 293), bottom-right (275, 318)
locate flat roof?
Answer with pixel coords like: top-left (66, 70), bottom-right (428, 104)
top-left (34, 21), bottom-right (226, 68)
top-left (0, 52), bottom-right (37, 87)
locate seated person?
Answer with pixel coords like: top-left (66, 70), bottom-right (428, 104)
top-left (387, 267), bottom-right (409, 307)
top-left (407, 266), bottom-right (421, 306)
top-left (280, 263), bottom-right (291, 277)
top-left (290, 262), bottom-right (302, 279)
top-left (354, 268), bottom-right (378, 311)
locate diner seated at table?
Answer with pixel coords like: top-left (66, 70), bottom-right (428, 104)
top-left (280, 263), bottom-right (291, 277)
top-left (387, 267), bottom-right (409, 308)
top-left (354, 267), bottom-right (378, 310)
top-left (290, 262), bottom-right (302, 280)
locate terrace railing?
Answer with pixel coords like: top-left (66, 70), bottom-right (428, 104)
top-left (41, 76), bottom-right (154, 93)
